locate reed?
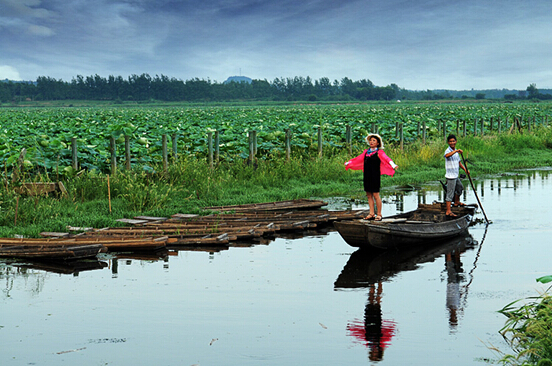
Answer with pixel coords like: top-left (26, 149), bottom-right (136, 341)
top-left (496, 276), bottom-right (552, 365)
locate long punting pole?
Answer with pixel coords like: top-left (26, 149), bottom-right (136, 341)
top-left (461, 153), bottom-right (489, 224)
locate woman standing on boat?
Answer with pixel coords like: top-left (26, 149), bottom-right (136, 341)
top-left (345, 134), bottom-right (398, 221)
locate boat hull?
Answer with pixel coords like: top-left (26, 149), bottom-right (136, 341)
top-left (334, 203), bottom-right (475, 250)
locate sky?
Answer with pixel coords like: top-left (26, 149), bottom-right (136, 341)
top-left (1, 0), bottom-right (551, 91)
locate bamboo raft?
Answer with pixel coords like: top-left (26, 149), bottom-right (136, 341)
top-left (0, 199), bottom-right (370, 260)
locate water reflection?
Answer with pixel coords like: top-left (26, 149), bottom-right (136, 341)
top-left (16, 259), bottom-right (108, 275)
top-left (1, 259), bottom-right (108, 277)
top-left (346, 282), bottom-right (397, 361)
top-left (0, 259), bottom-right (108, 298)
top-left (444, 244), bottom-right (466, 331)
top-left (335, 234), bottom-right (478, 360)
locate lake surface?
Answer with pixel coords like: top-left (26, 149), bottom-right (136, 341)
top-left (2, 169), bottom-right (551, 365)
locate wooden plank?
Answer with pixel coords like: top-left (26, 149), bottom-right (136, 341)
top-left (379, 218), bottom-right (408, 223)
top-left (67, 226), bottom-right (94, 232)
top-left (203, 199), bottom-right (328, 212)
top-left (171, 214), bottom-right (200, 219)
top-left (0, 243), bottom-right (105, 259)
top-left (168, 236), bottom-right (230, 245)
top-left (15, 183), bottom-right (57, 196)
top-left (0, 237), bottom-right (167, 248)
top-left (133, 216), bottom-right (169, 221)
top-left (40, 232), bottom-right (70, 238)
top-left (116, 218), bottom-right (149, 225)
top-left (404, 220), bottom-right (436, 224)
top-left (58, 181), bottom-right (68, 196)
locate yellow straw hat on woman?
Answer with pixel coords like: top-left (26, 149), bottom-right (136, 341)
top-left (365, 133), bottom-right (384, 149)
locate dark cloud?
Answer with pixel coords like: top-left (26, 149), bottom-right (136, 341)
top-left (0, 0), bottom-right (550, 89)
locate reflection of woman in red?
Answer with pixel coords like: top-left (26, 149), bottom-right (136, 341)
top-left (347, 282), bottom-right (397, 361)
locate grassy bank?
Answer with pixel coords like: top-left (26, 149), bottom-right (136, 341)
top-left (1, 128), bottom-right (551, 237)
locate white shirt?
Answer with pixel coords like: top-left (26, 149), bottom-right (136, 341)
top-left (444, 146), bottom-right (460, 179)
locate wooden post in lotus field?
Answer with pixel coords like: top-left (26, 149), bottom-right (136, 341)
top-left (285, 129), bottom-right (291, 161)
top-left (317, 127), bottom-right (323, 157)
top-left (248, 130), bottom-right (255, 164)
top-left (480, 118), bottom-right (485, 136)
top-left (214, 130), bottom-right (220, 163)
top-left (171, 133), bottom-right (178, 160)
top-left (346, 124), bottom-right (352, 155)
top-left (208, 132), bottom-right (213, 169)
top-left (497, 117), bottom-right (502, 133)
top-left (442, 120), bottom-right (447, 142)
top-left (253, 130), bottom-right (257, 156)
top-left (109, 137), bottom-right (117, 176)
top-left (463, 120), bottom-right (467, 138)
top-left (400, 123), bottom-right (404, 151)
top-left (422, 119), bottom-right (426, 144)
top-left (162, 134), bottom-right (168, 174)
top-left (71, 137), bottom-right (78, 171)
top-left (125, 135), bottom-right (131, 170)
top-left (11, 148), bottom-right (26, 184)
top-left (107, 174), bottom-right (112, 214)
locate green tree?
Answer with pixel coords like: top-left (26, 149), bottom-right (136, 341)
top-left (527, 83), bottom-right (538, 98)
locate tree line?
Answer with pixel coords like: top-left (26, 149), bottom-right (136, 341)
top-left (1, 74), bottom-right (550, 103)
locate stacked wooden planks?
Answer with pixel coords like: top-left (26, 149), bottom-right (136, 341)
top-left (1, 199), bottom-right (368, 260)
top-left (85, 206), bottom-right (369, 248)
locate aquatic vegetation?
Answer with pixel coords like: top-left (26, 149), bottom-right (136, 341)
top-left (0, 103), bottom-right (550, 176)
top-left (497, 276), bottom-right (552, 365)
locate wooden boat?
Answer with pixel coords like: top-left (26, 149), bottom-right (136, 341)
top-left (0, 243), bottom-right (105, 260)
top-left (334, 202), bottom-right (477, 250)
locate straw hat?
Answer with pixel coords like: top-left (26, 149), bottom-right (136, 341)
top-left (365, 133), bottom-right (384, 149)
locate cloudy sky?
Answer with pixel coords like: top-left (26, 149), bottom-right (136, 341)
top-left (1, 0), bottom-right (550, 90)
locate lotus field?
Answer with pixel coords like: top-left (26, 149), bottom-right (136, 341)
top-left (1, 103), bottom-right (550, 175)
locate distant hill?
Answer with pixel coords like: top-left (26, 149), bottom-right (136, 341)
top-left (224, 76), bottom-right (252, 84)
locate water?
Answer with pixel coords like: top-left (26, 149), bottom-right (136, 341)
top-left (1, 169), bottom-right (552, 365)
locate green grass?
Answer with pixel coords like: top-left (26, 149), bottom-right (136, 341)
top-left (1, 128), bottom-right (551, 237)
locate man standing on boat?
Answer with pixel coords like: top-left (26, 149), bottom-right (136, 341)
top-left (444, 134), bottom-right (469, 217)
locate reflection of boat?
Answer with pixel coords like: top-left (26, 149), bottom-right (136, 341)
top-left (15, 259), bottom-right (108, 275)
top-left (334, 234), bottom-right (477, 289)
top-left (336, 234), bottom-right (478, 359)
top-left (334, 202), bottom-right (476, 250)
